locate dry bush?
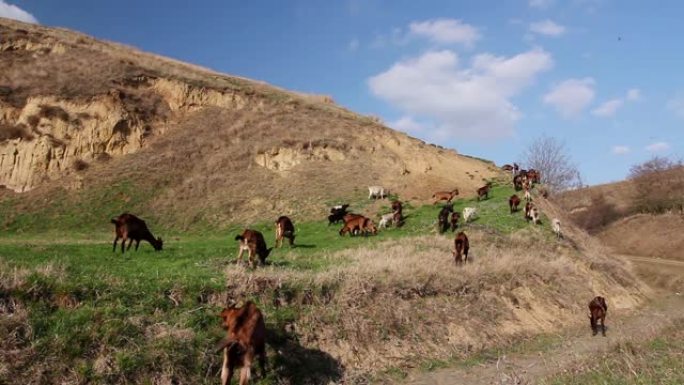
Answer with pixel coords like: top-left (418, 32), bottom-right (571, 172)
top-left (630, 160), bottom-right (684, 214)
top-left (72, 158), bottom-right (89, 171)
top-left (569, 193), bottom-right (624, 233)
top-left (38, 105), bottom-right (70, 121)
top-left (0, 122), bottom-right (32, 141)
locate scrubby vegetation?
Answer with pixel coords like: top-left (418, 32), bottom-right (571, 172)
top-left (0, 184), bottom-right (643, 384)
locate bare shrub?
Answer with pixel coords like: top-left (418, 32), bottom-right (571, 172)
top-left (72, 159), bottom-right (89, 171)
top-left (39, 105), bottom-right (70, 121)
top-left (0, 123), bottom-right (32, 141)
top-left (570, 193), bottom-right (623, 233)
top-left (629, 156), bottom-right (684, 214)
top-left (521, 136), bottom-right (582, 192)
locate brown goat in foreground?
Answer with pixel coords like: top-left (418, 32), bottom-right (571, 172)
top-left (111, 213), bottom-right (163, 253)
top-left (588, 296), bottom-right (608, 336)
top-left (216, 301), bottom-right (267, 385)
top-left (274, 216), bottom-right (295, 248)
top-left (453, 231), bottom-right (469, 264)
top-left (235, 229), bottom-right (272, 268)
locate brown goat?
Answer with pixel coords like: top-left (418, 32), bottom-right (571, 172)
top-left (235, 229), bottom-right (272, 268)
top-left (432, 189), bottom-right (459, 204)
top-left (274, 216), bottom-right (295, 248)
top-left (509, 194), bottom-right (521, 213)
top-left (450, 211), bottom-right (460, 231)
top-left (216, 301), bottom-right (267, 385)
top-left (588, 296), bottom-right (608, 336)
top-left (111, 213), bottom-right (163, 253)
top-left (391, 200), bottom-right (404, 227)
top-left (453, 231), bottom-right (469, 264)
top-left (339, 215), bottom-right (377, 236)
top-left (476, 183), bottom-right (491, 201)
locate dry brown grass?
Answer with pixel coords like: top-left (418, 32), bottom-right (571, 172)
top-left (217, 229), bottom-right (643, 382)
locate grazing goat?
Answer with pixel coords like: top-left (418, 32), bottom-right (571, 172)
top-left (476, 183), bottom-right (491, 201)
top-left (111, 213), bottom-right (163, 253)
top-left (588, 296), bottom-right (608, 336)
top-left (552, 218), bottom-right (562, 239)
top-left (274, 216), bottom-right (295, 248)
top-left (235, 229), bottom-right (272, 268)
top-left (527, 169), bottom-right (541, 184)
top-left (524, 202), bottom-right (534, 222)
top-left (513, 175), bottom-right (524, 191)
top-left (523, 183), bottom-right (532, 202)
top-left (450, 211), bottom-right (460, 231)
top-left (463, 207), bottom-right (477, 224)
top-left (328, 204), bottom-right (349, 225)
top-left (378, 213), bottom-right (394, 229)
top-left (530, 207), bottom-right (541, 224)
top-left (509, 195), bottom-right (521, 213)
top-left (391, 200), bottom-right (404, 227)
top-left (217, 301), bottom-right (267, 385)
top-left (432, 189), bottom-right (459, 204)
top-left (453, 231), bottom-right (469, 264)
top-left (340, 215), bottom-right (377, 236)
top-left (368, 186), bottom-right (389, 199)
top-left (437, 204), bottom-right (453, 233)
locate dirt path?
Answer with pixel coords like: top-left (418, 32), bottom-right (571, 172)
top-left (621, 254), bottom-right (684, 268)
top-left (403, 255), bottom-right (684, 385)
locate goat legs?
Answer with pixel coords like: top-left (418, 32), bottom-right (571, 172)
top-left (135, 240), bottom-right (141, 251)
top-left (112, 236), bottom-right (119, 252)
top-left (126, 239), bottom-right (134, 251)
top-left (121, 238), bottom-right (127, 253)
top-left (220, 348), bottom-right (234, 385)
top-left (601, 316), bottom-right (606, 336)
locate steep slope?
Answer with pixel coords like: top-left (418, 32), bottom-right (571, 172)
top-left (0, 18), bottom-right (500, 230)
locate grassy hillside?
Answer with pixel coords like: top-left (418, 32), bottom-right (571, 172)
top-left (0, 184), bottom-right (645, 384)
top-left (0, 17), bottom-right (500, 229)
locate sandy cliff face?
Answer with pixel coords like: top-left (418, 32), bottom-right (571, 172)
top-left (0, 75), bottom-right (260, 192)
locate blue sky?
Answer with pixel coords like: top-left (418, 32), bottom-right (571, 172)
top-left (3, 0), bottom-right (683, 185)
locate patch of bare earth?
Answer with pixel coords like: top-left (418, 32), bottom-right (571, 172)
top-left (402, 294), bottom-right (684, 385)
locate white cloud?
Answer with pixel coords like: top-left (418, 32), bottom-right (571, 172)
top-left (611, 145), bottom-right (630, 155)
top-left (529, 0), bottom-right (554, 9)
top-left (667, 95), bottom-right (684, 119)
top-left (543, 78), bottom-right (595, 118)
top-left (645, 142), bottom-right (671, 153)
top-left (390, 116), bottom-right (426, 133)
top-left (368, 48), bottom-right (553, 139)
top-left (409, 19), bottom-right (480, 47)
top-left (529, 20), bottom-right (566, 37)
top-left (626, 88), bottom-right (641, 101)
top-left (0, 1), bottom-right (38, 23)
top-left (592, 99), bottom-right (623, 117)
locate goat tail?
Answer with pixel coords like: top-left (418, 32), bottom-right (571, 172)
top-left (110, 218), bottom-right (118, 225)
top-left (235, 235), bottom-right (244, 241)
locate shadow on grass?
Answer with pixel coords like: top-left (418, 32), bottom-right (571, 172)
top-left (293, 244), bottom-right (316, 249)
top-left (266, 328), bottom-right (344, 384)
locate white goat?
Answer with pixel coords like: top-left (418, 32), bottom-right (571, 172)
top-left (530, 207), bottom-right (541, 225)
top-left (552, 218), bottom-right (562, 239)
top-left (463, 207), bottom-right (478, 224)
top-left (378, 213), bottom-right (394, 229)
top-left (368, 186), bottom-right (388, 199)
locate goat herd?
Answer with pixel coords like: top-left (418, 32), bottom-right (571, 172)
top-left (108, 164), bottom-right (607, 385)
